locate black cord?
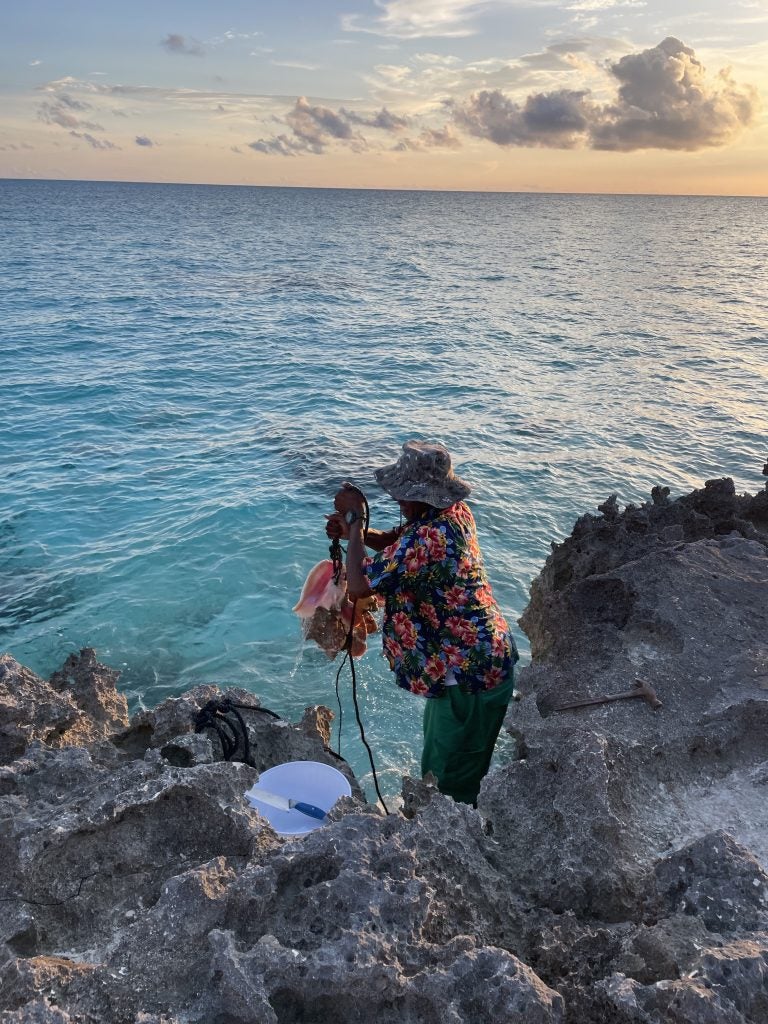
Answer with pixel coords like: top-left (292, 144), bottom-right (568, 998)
top-left (193, 698), bottom-right (281, 768)
top-left (334, 651), bottom-right (345, 754)
top-left (348, 637), bottom-right (390, 815)
top-left (340, 595), bottom-right (390, 816)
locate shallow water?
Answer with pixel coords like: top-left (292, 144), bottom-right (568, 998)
top-left (1, 180), bottom-right (766, 796)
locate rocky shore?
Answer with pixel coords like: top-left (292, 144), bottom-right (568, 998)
top-left (1, 472), bottom-right (767, 1023)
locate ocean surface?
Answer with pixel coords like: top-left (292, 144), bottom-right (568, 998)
top-left (1, 179), bottom-right (766, 799)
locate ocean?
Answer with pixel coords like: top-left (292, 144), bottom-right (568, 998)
top-left (1, 179), bottom-right (766, 796)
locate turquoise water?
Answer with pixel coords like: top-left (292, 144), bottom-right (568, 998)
top-left (1, 179), bottom-right (766, 796)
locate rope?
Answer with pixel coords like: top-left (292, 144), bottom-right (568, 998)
top-left (193, 695), bottom-right (349, 768)
top-left (324, 485), bottom-right (390, 814)
top-left (347, 627), bottom-right (390, 815)
top-left (193, 698), bottom-right (280, 768)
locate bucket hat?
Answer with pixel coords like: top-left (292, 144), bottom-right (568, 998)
top-left (374, 440), bottom-right (471, 509)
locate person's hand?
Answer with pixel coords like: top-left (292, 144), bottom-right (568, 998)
top-left (325, 511), bottom-right (349, 540)
top-left (333, 482), bottom-right (366, 517)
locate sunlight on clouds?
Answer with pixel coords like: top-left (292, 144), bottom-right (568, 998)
top-left (344, 0), bottom-right (510, 39)
top-left (451, 38), bottom-right (760, 151)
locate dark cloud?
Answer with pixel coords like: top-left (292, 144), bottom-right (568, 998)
top-left (135, 135), bottom-right (154, 147)
top-left (452, 88), bottom-right (594, 148)
top-left (250, 96), bottom-right (364, 156)
top-left (451, 37), bottom-right (759, 152)
top-left (287, 96), bottom-right (356, 146)
top-left (161, 33), bottom-right (204, 57)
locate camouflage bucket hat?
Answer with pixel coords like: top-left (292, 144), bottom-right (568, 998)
top-left (374, 440), bottom-right (471, 509)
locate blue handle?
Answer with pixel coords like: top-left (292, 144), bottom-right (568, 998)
top-left (292, 801), bottom-right (327, 821)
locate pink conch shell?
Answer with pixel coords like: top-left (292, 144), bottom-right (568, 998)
top-left (295, 557), bottom-right (381, 661)
top-left (292, 560), bottom-right (346, 619)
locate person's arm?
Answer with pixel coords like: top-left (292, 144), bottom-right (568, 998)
top-left (345, 518), bottom-right (372, 599)
top-left (362, 526), bottom-right (402, 551)
top-left (326, 509), bottom-right (403, 552)
top-left (330, 487), bottom-right (374, 599)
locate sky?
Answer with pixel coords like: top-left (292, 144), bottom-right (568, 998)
top-left (1, 0), bottom-right (767, 195)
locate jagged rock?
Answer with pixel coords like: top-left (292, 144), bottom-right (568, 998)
top-left (644, 831), bottom-right (768, 934)
top-left (0, 656), bottom-right (82, 764)
top-left (0, 999), bottom-right (75, 1023)
top-left (48, 648), bottom-right (128, 738)
top-left (2, 470), bottom-right (768, 1023)
top-left (484, 476), bottom-right (768, 921)
top-left (521, 476), bottom-right (767, 659)
top-left (0, 741), bottom-right (275, 957)
top-left (0, 650), bottom-right (128, 766)
top-left (598, 936), bottom-right (768, 1023)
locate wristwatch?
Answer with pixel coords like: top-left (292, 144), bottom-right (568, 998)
top-left (344, 509), bottom-right (361, 526)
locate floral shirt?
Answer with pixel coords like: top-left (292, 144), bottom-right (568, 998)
top-left (363, 502), bottom-right (518, 698)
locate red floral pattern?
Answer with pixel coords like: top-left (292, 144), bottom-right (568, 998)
top-left (364, 502), bottom-right (518, 698)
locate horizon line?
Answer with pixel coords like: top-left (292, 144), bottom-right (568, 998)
top-left (1, 175), bottom-right (766, 201)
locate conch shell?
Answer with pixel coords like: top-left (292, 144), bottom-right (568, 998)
top-left (294, 560), bottom-right (379, 659)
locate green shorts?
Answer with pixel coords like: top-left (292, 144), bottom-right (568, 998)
top-left (421, 672), bottom-right (515, 806)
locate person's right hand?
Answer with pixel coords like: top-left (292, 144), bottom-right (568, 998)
top-left (325, 512), bottom-right (350, 540)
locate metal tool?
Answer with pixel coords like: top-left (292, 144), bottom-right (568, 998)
top-left (246, 785), bottom-right (327, 821)
top-left (550, 679), bottom-right (663, 713)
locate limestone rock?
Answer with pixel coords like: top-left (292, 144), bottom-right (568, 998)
top-left (485, 476), bottom-right (768, 920)
top-left (48, 647), bottom-right (128, 738)
top-left (0, 656), bottom-right (82, 764)
top-left (3, 469), bottom-right (768, 1023)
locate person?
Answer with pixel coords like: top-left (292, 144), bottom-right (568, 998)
top-left (326, 440), bottom-right (518, 806)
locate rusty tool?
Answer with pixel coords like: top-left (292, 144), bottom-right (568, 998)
top-left (550, 679), bottom-right (662, 713)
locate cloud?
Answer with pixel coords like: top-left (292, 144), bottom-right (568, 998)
top-left (207, 29), bottom-right (262, 45)
top-left (248, 134), bottom-right (309, 156)
top-left (38, 95), bottom-right (104, 132)
top-left (394, 124), bottom-right (463, 149)
top-left (249, 98), bottom-right (413, 156)
top-left (161, 33), bottom-right (204, 56)
top-left (56, 93), bottom-right (92, 112)
top-left (290, 96), bottom-right (356, 142)
top-left (69, 131), bottom-right (119, 150)
top-left (342, 0), bottom-right (510, 39)
top-left (593, 36), bottom-right (761, 150)
top-left (29, 59), bottom-right (42, 67)
top-left (37, 76), bottom-right (298, 113)
top-left (450, 37), bottom-right (759, 151)
top-left (135, 135), bottom-right (154, 147)
top-left (452, 88), bottom-right (596, 147)
top-left (341, 106), bottom-right (410, 130)
top-left (271, 60), bottom-right (321, 71)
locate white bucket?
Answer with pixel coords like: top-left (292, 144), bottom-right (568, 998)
top-left (245, 760), bottom-right (352, 837)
